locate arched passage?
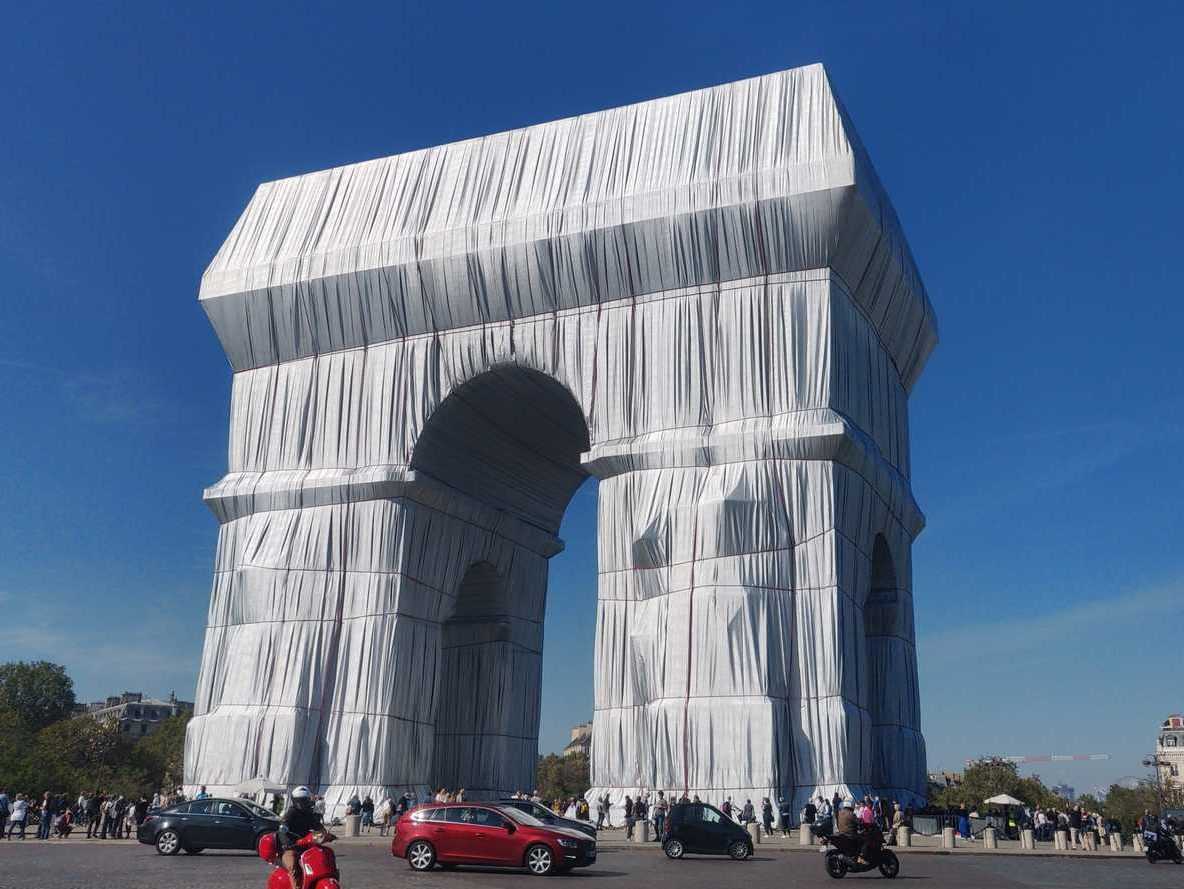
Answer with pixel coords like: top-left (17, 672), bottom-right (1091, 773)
top-left (411, 366), bottom-right (590, 534)
top-left (413, 366), bottom-right (591, 795)
top-left (865, 533), bottom-right (899, 790)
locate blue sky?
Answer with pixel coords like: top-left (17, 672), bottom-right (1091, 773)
top-left (1, 2), bottom-right (1180, 796)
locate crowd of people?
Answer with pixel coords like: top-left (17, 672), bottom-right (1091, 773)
top-left (6, 780), bottom-right (1176, 852)
top-left (0, 787), bottom-right (189, 841)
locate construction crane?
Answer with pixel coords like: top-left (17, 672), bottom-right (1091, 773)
top-left (966, 753), bottom-right (1111, 767)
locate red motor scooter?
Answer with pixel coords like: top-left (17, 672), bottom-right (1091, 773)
top-left (257, 830), bottom-right (341, 889)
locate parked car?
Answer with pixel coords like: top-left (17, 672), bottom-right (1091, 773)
top-left (497, 799), bottom-right (597, 839)
top-left (137, 798), bottom-right (280, 855)
top-left (661, 802), bottom-right (753, 860)
top-left (392, 802), bottom-right (597, 875)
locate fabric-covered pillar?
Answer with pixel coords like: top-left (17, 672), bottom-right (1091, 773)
top-left (589, 459), bottom-right (800, 812)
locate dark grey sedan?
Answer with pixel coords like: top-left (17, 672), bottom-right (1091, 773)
top-left (137, 798), bottom-right (280, 855)
top-left (497, 799), bottom-right (598, 839)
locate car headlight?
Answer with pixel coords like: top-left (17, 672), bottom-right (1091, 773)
top-left (557, 838), bottom-right (579, 848)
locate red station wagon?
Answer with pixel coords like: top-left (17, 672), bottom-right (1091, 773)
top-left (391, 802), bottom-right (597, 876)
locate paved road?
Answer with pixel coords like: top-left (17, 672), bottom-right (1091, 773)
top-left (2, 841), bottom-right (1181, 889)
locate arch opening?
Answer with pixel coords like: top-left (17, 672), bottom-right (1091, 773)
top-left (865, 533), bottom-right (899, 790)
top-left (416, 367), bottom-right (592, 796)
top-left (411, 366), bottom-right (590, 534)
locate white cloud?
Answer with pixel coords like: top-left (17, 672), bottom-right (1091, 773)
top-left (919, 577), bottom-right (1180, 662)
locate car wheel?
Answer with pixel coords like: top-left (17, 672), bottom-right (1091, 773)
top-left (407, 840), bottom-right (436, 871)
top-left (663, 838), bottom-right (685, 859)
top-left (727, 840), bottom-right (749, 860)
top-left (183, 847), bottom-right (204, 855)
top-left (878, 850), bottom-right (899, 878)
top-left (525, 843), bottom-right (555, 876)
top-left (825, 851), bottom-right (847, 879)
top-left (156, 830), bottom-right (182, 856)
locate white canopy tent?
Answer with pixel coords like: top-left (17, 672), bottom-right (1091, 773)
top-left (232, 777), bottom-right (288, 800)
top-left (984, 794), bottom-right (1025, 807)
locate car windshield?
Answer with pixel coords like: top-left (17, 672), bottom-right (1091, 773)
top-left (498, 805), bottom-right (547, 827)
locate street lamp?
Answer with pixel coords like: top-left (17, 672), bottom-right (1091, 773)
top-left (1143, 755), bottom-right (1168, 813)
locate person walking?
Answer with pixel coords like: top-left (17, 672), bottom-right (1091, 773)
top-left (623, 795), bottom-right (635, 840)
top-left (8, 794), bottom-right (29, 839)
top-left (781, 796), bottom-right (796, 837)
top-left (376, 792), bottom-right (393, 837)
top-left (761, 798), bottom-right (774, 837)
top-left (360, 795), bottom-right (374, 832)
top-left (740, 799), bottom-right (755, 828)
top-left (1069, 806), bottom-right (1083, 849)
top-left (652, 792), bottom-right (667, 841)
top-left (37, 792), bottom-right (53, 840)
top-left (85, 793), bottom-right (101, 838)
top-left (0, 789), bottom-right (10, 841)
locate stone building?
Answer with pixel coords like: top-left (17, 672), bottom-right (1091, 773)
top-left (562, 722), bottom-right (592, 758)
top-left (76, 691), bottom-right (193, 739)
top-left (1157, 714), bottom-right (1184, 784)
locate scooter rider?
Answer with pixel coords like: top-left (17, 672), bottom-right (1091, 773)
top-left (836, 798), bottom-right (860, 855)
top-left (835, 798), bottom-right (879, 866)
top-left (278, 787), bottom-right (327, 889)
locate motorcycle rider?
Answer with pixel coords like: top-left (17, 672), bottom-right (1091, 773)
top-left (278, 787), bottom-right (328, 889)
top-left (835, 799), bottom-right (861, 859)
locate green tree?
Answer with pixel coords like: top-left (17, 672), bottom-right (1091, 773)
top-left (1100, 782), bottom-right (1159, 834)
top-left (137, 713), bottom-right (191, 791)
top-left (949, 758), bottom-right (1021, 809)
top-left (0, 706), bottom-right (36, 791)
top-left (0, 661), bottom-right (76, 731)
top-left (27, 714), bottom-right (150, 797)
top-left (535, 752), bottom-right (590, 804)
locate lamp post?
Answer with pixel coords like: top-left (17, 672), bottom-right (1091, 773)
top-left (1143, 755), bottom-right (1169, 813)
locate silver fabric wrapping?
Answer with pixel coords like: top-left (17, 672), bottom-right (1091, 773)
top-left (185, 63), bottom-right (935, 817)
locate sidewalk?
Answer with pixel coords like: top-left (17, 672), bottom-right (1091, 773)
top-left (325, 828), bottom-right (1147, 860)
top-left (17, 829), bottom-right (1148, 861)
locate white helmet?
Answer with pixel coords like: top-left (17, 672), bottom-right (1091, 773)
top-left (292, 786), bottom-right (312, 799)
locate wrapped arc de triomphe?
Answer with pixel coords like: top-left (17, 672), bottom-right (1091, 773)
top-left (185, 63), bottom-right (936, 816)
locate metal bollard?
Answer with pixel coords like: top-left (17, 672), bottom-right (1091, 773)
top-left (942, 827), bottom-right (956, 848)
top-left (897, 826), bottom-right (912, 847)
top-left (799, 824), bottom-right (812, 846)
top-left (344, 814), bottom-right (360, 838)
top-left (983, 827), bottom-right (997, 849)
top-left (1054, 830), bottom-right (1068, 850)
top-left (1109, 832), bottom-right (1122, 852)
top-left (1020, 828), bottom-right (1035, 850)
top-left (746, 823), bottom-right (761, 845)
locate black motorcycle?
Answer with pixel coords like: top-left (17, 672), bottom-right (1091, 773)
top-left (816, 825), bottom-right (899, 879)
top-left (1144, 829), bottom-right (1183, 864)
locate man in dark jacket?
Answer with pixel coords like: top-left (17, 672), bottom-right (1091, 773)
top-left (780, 797), bottom-right (794, 836)
top-left (836, 800), bottom-right (858, 838)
